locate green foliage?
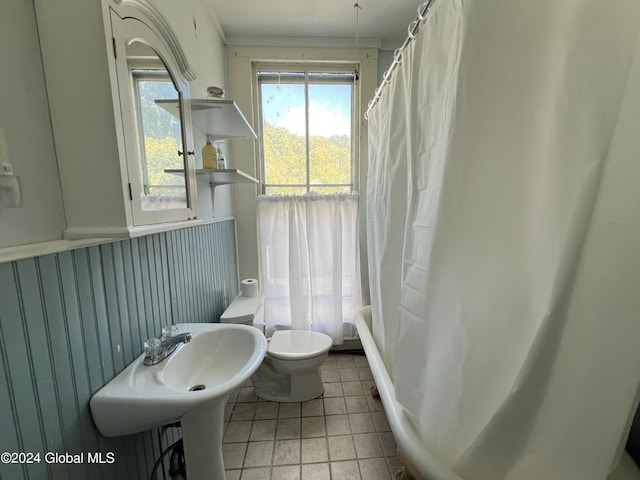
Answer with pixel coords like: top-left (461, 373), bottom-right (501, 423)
top-left (263, 122), bottom-right (351, 195)
top-left (144, 136), bottom-right (185, 195)
top-left (138, 79), bottom-right (181, 140)
top-left (136, 78), bottom-right (185, 195)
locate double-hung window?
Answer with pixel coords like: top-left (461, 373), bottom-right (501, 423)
top-left (254, 64), bottom-right (362, 341)
top-left (256, 66), bottom-right (358, 195)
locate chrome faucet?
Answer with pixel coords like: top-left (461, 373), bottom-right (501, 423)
top-left (144, 328), bottom-right (192, 366)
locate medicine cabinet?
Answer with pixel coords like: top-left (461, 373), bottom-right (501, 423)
top-left (36, 0), bottom-right (260, 238)
top-left (35, 0), bottom-right (200, 240)
top-left (110, 9), bottom-right (198, 227)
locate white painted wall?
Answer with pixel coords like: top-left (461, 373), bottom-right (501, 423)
top-left (377, 49), bottom-right (395, 84)
top-left (0, 0), bottom-right (65, 248)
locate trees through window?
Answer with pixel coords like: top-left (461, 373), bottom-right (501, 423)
top-left (257, 68), bottom-right (357, 195)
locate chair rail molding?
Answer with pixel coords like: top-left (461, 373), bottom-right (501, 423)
top-left (110, 0), bottom-right (197, 82)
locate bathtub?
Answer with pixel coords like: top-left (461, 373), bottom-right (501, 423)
top-left (355, 306), bottom-right (640, 480)
top-left (355, 306), bottom-right (464, 480)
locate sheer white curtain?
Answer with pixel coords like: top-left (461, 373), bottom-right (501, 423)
top-left (367, 0), bottom-right (640, 479)
top-left (257, 193), bottom-right (362, 344)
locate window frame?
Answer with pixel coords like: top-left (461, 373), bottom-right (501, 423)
top-left (253, 63), bottom-right (360, 195)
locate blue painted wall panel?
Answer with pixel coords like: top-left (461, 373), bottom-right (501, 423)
top-left (0, 220), bottom-right (239, 479)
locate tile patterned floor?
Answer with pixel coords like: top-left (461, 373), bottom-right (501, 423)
top-left (222, 352), bottom-right (402, 480)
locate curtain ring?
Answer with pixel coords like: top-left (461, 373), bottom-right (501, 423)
top-left (417, 1), bottom-right (429, 21)
top-left (408, 20), bottom-right (419, 39)
top-left (393, 48), bottom-right (403, 65)
top-left (382, 69), bottom-right (393, 87)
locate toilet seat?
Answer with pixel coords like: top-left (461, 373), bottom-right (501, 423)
top-left (268, 330), bottom-right (332, 360)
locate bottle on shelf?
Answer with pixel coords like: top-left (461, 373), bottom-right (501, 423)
top-left (216, 144), bottom-right (227, 170)
top-left (201, 134), bottom-right (217, 170)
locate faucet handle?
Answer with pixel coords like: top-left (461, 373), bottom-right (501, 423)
top-left (161, 324), bottom-right (178, 341)
top-left (144, 337), bottom-right (162, 359)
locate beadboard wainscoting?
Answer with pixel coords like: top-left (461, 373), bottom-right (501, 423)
top-left (0, 220), bottom-right (239, 480)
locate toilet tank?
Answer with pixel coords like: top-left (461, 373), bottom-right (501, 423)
top-left (220, 293), bottom-right (264, 327)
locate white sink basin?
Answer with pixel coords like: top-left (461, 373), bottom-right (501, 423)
top-left (90, 323), bottom-right (267, 437)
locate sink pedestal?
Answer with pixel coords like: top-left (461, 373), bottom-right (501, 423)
top-left (181, 393), bottom-right (229, 480)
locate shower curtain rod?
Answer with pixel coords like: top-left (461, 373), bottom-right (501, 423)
top-left (364, 0), bottom-right (436, 120)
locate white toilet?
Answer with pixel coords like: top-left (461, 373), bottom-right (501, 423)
top-left (220, 293), bottom-right (333, 402)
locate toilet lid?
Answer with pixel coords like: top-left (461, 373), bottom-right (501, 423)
top-left (268, 330), bottom-right (333, 360)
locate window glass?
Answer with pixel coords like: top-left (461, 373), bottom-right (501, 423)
top-left (258, 69), bottom-right (355, 195)
top-left (308, 82), bottom-right (352, 189)
top-left (260, 81), bottom-right (306, 188)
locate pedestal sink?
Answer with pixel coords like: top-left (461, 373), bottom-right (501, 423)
top-left (90, 323), bottom-right (267, 480)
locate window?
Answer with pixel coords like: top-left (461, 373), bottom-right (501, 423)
top-left (257, 67), bottom-right (358, 195)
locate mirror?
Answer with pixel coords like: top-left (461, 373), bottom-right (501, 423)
top-left (110, 9), bottom-right (197, 226)
top-left (125, 41), bottom-right (188, 211)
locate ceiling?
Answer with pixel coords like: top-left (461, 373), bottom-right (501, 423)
top-left (209, 0), bottom-right (422, 48)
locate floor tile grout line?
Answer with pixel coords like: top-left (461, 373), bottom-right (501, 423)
top-left (223, 352), bottom-right (398, 479)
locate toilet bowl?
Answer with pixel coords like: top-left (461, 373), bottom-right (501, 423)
top-left (220, 293), bottom-right (333, 402)
top-left (252, 329), bottom-right (332, 402)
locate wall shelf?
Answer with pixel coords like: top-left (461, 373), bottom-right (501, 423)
top-left (157, 99), bottom-right (257, 141)
top-left (165, 168), bottom-right (258, 186)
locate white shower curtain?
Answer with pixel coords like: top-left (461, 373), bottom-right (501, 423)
top-left (257, 193), bottom-right (361, 344)
top-left (367, 1), bottom-right (640, 479)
